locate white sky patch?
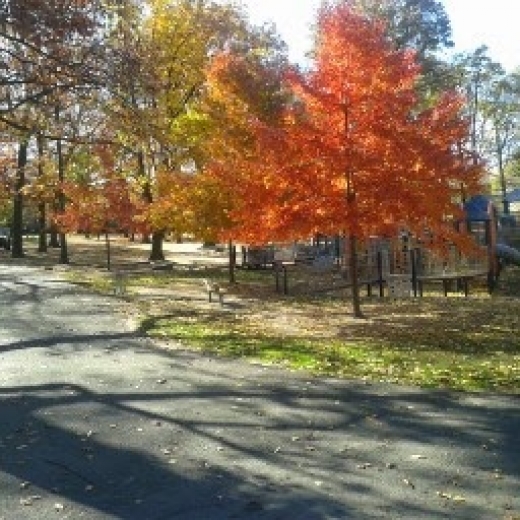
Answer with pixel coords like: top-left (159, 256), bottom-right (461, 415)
top-left (233, 0), bottom-right (519, 71)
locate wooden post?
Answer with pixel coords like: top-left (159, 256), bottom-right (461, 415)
top-left (347, 235), bottom-right (364, 318)
top-left (105, 232), bottom-right (111, 271)
top-left (411, 248), bottom-right (418, 297)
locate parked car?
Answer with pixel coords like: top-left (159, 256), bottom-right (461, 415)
top-left (0, 227), bottom-right (11, 250)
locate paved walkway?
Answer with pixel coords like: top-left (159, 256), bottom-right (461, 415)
top-left (0, 264), bottom-right (519, 519)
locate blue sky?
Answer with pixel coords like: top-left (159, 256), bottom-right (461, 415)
top-left (238, 0), bottom-right (519, 71)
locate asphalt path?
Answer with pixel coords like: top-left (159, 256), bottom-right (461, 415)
top-left (0, 264), bottom-right (519, 519)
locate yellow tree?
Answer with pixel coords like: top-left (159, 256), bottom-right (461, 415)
top-left (104, 0), bottom-right (248, 260)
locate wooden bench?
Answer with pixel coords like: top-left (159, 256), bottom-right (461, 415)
top-left (202, 278), bottom-right (224, 304)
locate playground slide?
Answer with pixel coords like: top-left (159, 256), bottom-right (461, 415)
top-left (496, 243), bottom-right (520, 266)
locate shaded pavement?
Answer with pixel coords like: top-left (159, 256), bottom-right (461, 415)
top-left (0, 265), bottom-right (519, 519)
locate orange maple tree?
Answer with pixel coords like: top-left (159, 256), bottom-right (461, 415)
top-left (59, 176), bottom-right (135, 236)
top-left (226, 3), bottom-right (482, 242)
top-left (212, 2), bottom-right (483, 316)
top-left (200, 47), bottom-right (289, 244)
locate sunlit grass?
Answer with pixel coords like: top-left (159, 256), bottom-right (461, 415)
top-left (56, 247), bottom-right (520, 394)
top-left (65, 270), bottom-right (114, 292)
top-left (139, 311), bottom-right (520, 394)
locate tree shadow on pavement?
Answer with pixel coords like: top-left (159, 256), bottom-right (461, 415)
top-left (0, 263), bottom-right (519, 519)
top-left (1, 367), bottom-right (519, 519)
top-left (0, 382), bottom-right (352, 520)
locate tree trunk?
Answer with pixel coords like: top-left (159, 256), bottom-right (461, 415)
top-left (348, 234), bottom-right (364, 319)
top-left (105, 232), bottom-right (111, 270)
top-left (56, 105), bottom-right (69, 264)
top-left (38, 202), bottom-right (47, 253)
top-left (59, 231), bottom-right (68, 264)
top-left (48, 225), bottom-right (60, 248)
top-left (37, 134), bottom-right (47, 253)
top-left (11, 140), bottom-right (28, 258)
top-left (342, 102), bottom-right (363, 318)
top-left (137, 149), bottom-right (156, 252)
top-left (496, 127), bottom-right (509, 214)
top-left (229, 241), bottom-right (236, 284)
top-left (149, 231), bottom-right (165, 262)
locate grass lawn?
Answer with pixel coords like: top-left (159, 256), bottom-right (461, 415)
top-left (4, 235), bottom-right (520, 394)
top-left (137, 283), bottom-right (520, 394)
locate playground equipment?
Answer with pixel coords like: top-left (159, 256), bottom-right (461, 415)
top-left (343, 235), bottom-right (489, 298)
top-left (496, 243), bottom-right (520, 265)
top-left (269, 233), bottom-right (489, 298)
top-left (465, 193), bottom-right (520, 268)
top-left (497, 189), bottom-right (520, 257)
top-left (241, 193), bottom-right (520, 298)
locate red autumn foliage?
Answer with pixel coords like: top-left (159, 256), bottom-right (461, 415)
top-left (58, 145), bottom-right (137, 235)
top-left (216, 3), bottom-right (483, 252)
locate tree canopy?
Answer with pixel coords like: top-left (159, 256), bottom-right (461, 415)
top-left (0, 0), bottom-right (500, 288)
top-left (213, 3), bottom-right (482, 247)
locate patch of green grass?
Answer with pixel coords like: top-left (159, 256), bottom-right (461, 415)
top-left (64, 267), bottom-right (228, 293)
top-left (62, 256), bottom-right (520, 394)
top-left (140, 316), bottom-right (323, 369)
top-left (139, 315), bottom-right (520, 393)
top-left (127, 266), bottom-right (228, 284)
top-left (65, 270), bottom-right (114, 292)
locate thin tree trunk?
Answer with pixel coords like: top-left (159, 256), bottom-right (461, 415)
top-left (11, 140), bottom-right (28, 258)
top-left (48, 225), bottom-right (60, 248)
top-left (37, 134), bottom-right (47, 253)
top-left (348, 234), bottom-right (364, 319)
top-left (342, 102), bottom-right (363, 318)
top-left (496, 128), bottom-right (509, 214)
top-left (38, 203), bottom-right (47, 252)
top-left (56, 105), bottom-right (69, 264)
top-left (105, 232), bottom-right (111, 270)
top-left (137, 149), bottom-right (164, 261)
top-left (229, 240), bottom-right (236, 284)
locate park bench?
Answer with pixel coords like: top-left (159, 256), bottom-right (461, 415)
top-left (202, 278), bottom-right (224, 304)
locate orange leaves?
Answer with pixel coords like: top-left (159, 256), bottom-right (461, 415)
top-left (208, 2), bottom-right (485, 251)
top-left (59, 171), bottom-right (136, 235)
top-left (313, 3), bottom-right (419, 109)
top-left (120, 2), bottom-right (483, 253)
top-left (199, 42), bottom-right (290, 243)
